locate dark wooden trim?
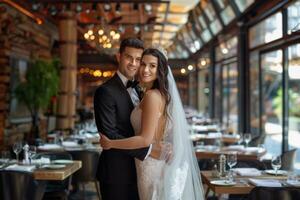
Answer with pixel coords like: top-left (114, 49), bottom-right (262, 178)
top-left (210, 0), bottom-right (225, 28)
top-left (58, 41), bottom-right (77, 45)
top-left (237, 21), bottom-right (248, 133)
top-left (56, 114), bottom-right (77, 118)
top-left (250, 34), bottom-right (300, 53)
top-left (228, 0), bottom-right (242, 17)
top-left (282, 45), bottom-right (289, 153)
top-left (209, 46), bottom-right (215, 118)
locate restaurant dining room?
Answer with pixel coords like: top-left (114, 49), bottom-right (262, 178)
top-left (0, 0), bottom-right (300, 200)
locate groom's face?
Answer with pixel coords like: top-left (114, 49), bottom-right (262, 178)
top-left (117, 47), bottom-right (143, 80)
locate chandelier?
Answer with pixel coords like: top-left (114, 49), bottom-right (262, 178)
top-left (83, 26), bottom-right (121, 50)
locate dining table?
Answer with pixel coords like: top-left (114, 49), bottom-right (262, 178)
top-left (201, 170), bottom-right (299, 199)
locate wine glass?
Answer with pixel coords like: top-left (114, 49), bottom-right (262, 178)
top-left (28, 146), bottom-right (37, 164)
top-left (271, 156), bottom-right (281, 176)
top-left (243, 133), bottom-right (252, 148)
top-left (13, 141), bottom-right (22, 161)
top-left (227, 153), bottom-right (237, 182)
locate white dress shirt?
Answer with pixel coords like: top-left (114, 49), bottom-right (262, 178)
top-left (116, 71), bottom-right (152, 159)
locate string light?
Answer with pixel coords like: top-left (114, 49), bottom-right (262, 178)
top-left (180, 68), bottom-right (186, 74)
top-left (79, 68), bottom-right (114, 78)
top-left (188, 65), bottom-right (194, 71)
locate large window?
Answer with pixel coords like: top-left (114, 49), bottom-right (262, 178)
top-left (214, 36), bottom-right (238, 132)
top-left (249, 12), bottom-right (283, 48)
top-left (261, 50), bottom-right (283, 156)
top-left (200, 0), bottom-right (222, 35)
top-left (288, 0), bottom-right (300, 34)
top-left (222, 60), bottom-right (238, 132)
top-left (288, 43), bottom-right (300, 170)
top-left (194, 8), bottom-right (212, 43)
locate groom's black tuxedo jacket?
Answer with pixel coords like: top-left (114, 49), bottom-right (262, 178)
top-left (94, 74), bottom-right (149, 184)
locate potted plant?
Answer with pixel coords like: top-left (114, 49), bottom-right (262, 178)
top-left (14, 58), bottom-right (60, 140)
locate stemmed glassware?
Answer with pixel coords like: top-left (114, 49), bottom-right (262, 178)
top-left (13, 141), bottom-right (22, 161)
top-left (243, 133), bottom-right (252, 148)
top-left (271, 156), bottom-right (282, 176)
top-left (227, 153), bottom-right (237, 182)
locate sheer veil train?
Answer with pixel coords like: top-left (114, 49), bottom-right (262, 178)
top-left (158, 63), bottom-right (204, 199)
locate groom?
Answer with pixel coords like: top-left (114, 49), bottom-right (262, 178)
top-left (94, 38), bottom-right (151, 200)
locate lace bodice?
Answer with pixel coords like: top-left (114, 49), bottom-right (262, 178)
top-left (130, 104), bottom-right (162, 142)
top-left (130, 104), bottom-right (165, 200)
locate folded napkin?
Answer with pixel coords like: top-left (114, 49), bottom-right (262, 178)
top-left (223, 145), bottom-right (245, 151)
top-left (192, 125), bottom-right (208, 132)
top-left (232, 168), bottom-right (262, 176)
top-left (208, 132), bottom-right (222, 138)
top-left (31, 157), bottom-right (51, 164)
top-left (5, 164), bottom-right (35, 172)
top-left (62, 141), bottom-right (79, 148)
top-left (249, 178), bottom-right (282, 187)
top-left (38, 144), bottom-right (62, 150)
top-left (244, 147), bottom-right (261, 153)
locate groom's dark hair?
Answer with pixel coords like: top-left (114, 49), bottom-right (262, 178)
top-left (119, 38), bottom-right (144, 54)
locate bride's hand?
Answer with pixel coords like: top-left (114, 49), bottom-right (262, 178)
top-left (100, 134), bottom-right (112, 150)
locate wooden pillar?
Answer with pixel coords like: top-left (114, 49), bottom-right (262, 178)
top-left (56, 11), bottom-right (77, 132)
top-left (0, 44), bottom-right (10, 148)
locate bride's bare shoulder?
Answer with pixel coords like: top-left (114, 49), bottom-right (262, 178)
top-left (143, 89), bottom-right (163, 101)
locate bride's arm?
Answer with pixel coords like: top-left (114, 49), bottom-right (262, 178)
top-left (101, 91), bottom-right (162, 149)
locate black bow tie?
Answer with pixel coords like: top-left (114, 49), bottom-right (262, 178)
top-left (126, 80), bottom-right (139, 88)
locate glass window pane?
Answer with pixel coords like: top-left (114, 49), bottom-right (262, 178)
top-left (198, 68), bottom-right (210, 115)
top-left (216, 36), bottom-right (238, 61)
top-left (288, 0), bottom-right (300, 34)
top-left (250, 51), bottom-right (260, 136)
top-left (203, 3), bottom-right (216, 21)
top-left (249, 12), bottom-right (283, 48)
top-left (228, 62), bottom-right (238, 132)
top-left (201, 29), bottom-right (212, 42)
top-left (222, 65), bottom-right (228, 124)
top-left (215, 64), bottom-right (222, 119)
top-left (261, 50), bottom-right (283, 156)
top-left (288, 43), bottom-right (300, 171)
top-left (198, 15), bottom-right (208, 29)
top-left (210, 20), bottom-right (222, 35)
top-left (176, 44), bottom-right (189, 58)
top-left (234, 0), bottom-right (254, 12)
top-left (221, 6), bottom-right (235, 25)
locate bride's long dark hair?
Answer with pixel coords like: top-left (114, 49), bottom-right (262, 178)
top-left (141, 48), bottom-right (171, 116)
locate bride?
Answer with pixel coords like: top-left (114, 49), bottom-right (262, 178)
top-left (100, 47), bottom-right (204, 200)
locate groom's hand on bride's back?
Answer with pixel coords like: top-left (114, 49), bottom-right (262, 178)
top-left (150, 142), bottom-right (173, 164)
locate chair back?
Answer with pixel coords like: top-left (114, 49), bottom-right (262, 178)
top-left (281, 149), bottom-right (297, 171)
top-left (69, 150), bottom-right (100, 182)
top-left (248, 186), bottom-right (300, 200)
top-left (0, 170), bottom-right (46, 200)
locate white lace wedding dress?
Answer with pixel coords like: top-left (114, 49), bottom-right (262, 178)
top-left (131, 104), bottom-right (165, 200)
